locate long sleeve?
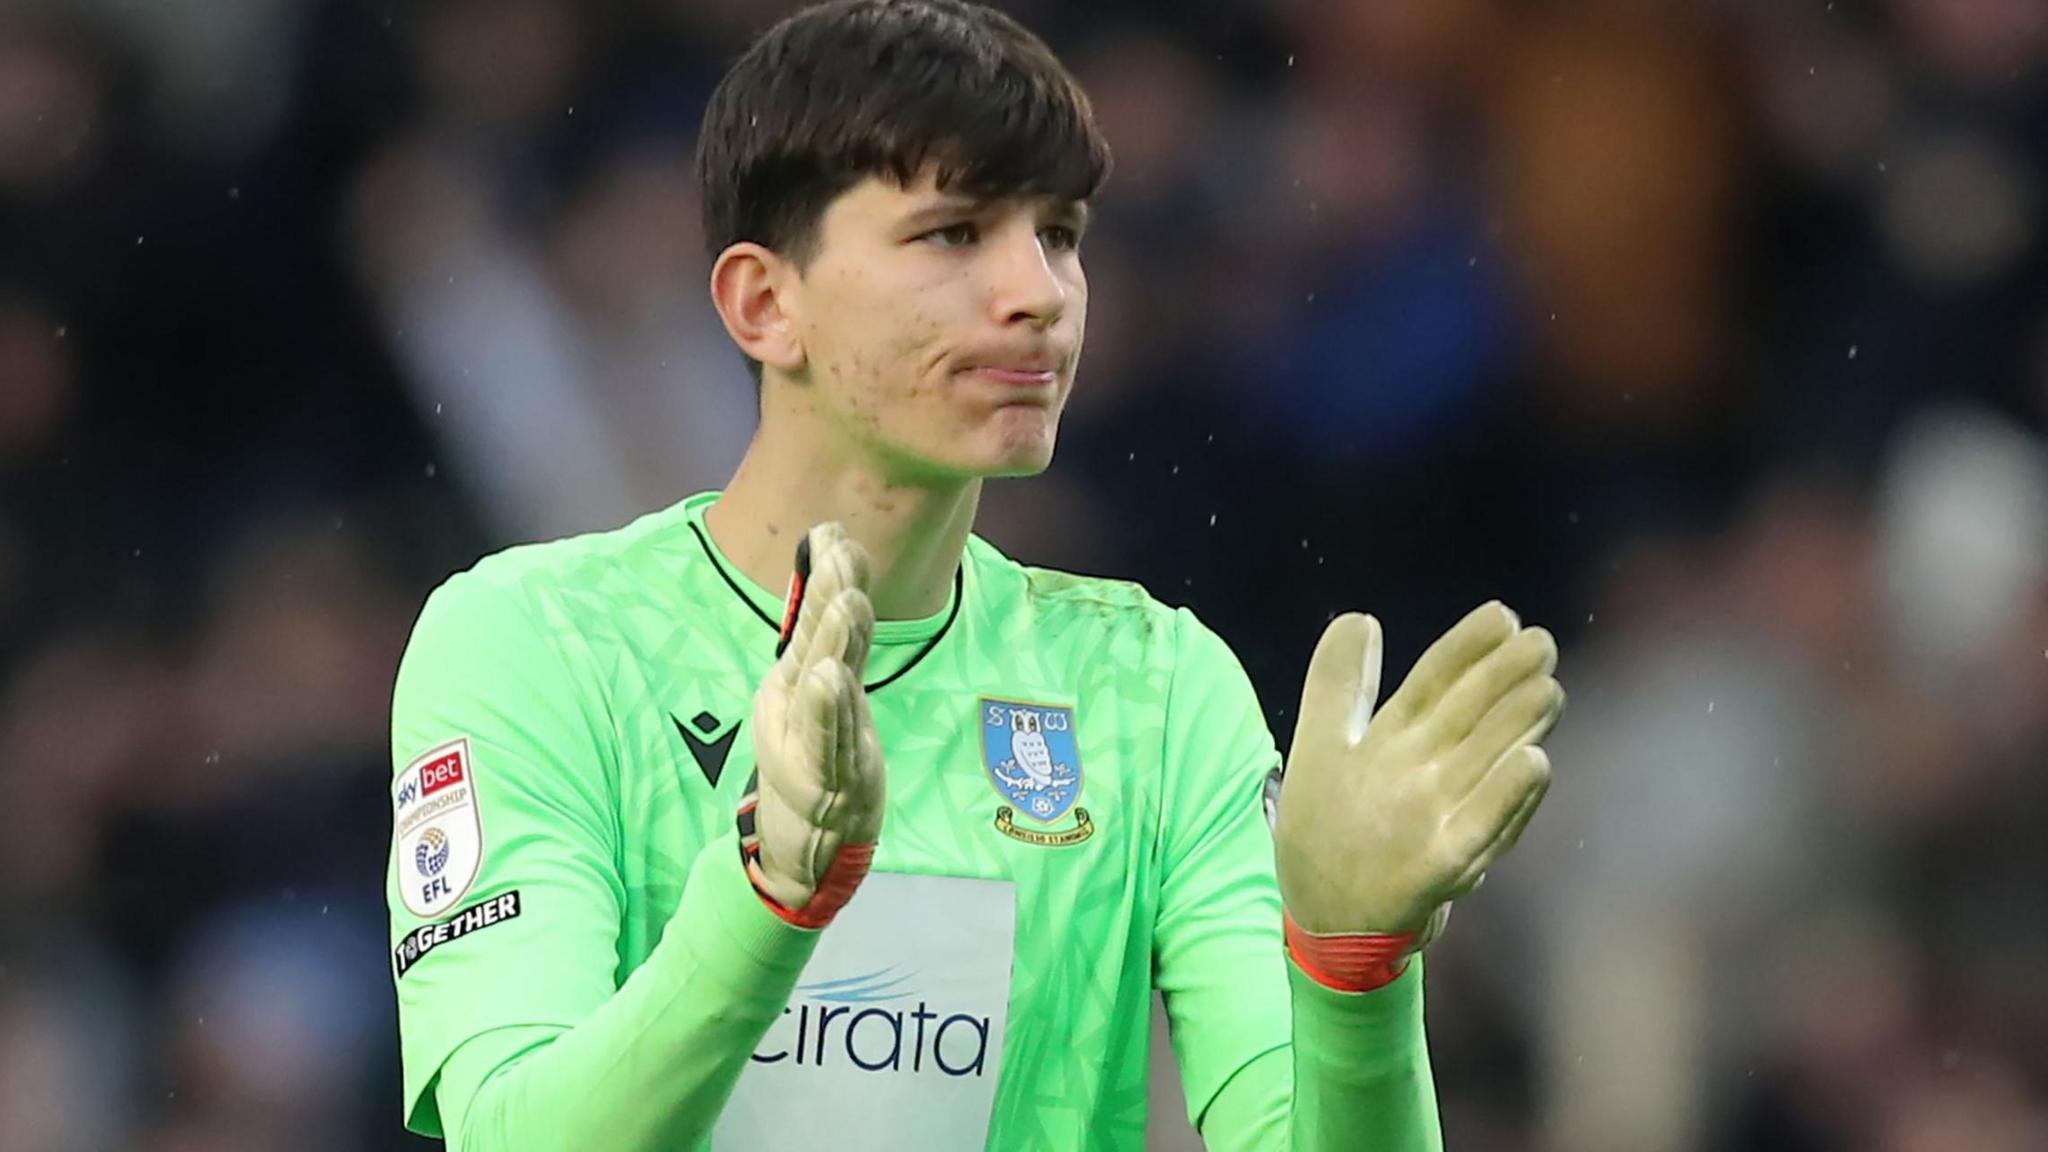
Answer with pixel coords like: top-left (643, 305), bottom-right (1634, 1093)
top-left (1150, 608), bottom-right (1442, 1151)
top-left (386, 570), bottom-right (816, 1151)
top-left (1196, 959), bottom-right (1441, 1151)
top-left (436, 836), bottom-right (818, 1152)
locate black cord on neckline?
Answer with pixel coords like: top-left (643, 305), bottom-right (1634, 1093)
top-left (686, 519), bottom-right (962, 694)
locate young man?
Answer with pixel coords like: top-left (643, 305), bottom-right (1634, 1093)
top-left (385, 2), bottom-right (1563, 1149)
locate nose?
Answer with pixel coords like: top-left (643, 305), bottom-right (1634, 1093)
top-left (986, 223), bottom-right (1067, 329)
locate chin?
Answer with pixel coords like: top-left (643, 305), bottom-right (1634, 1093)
top-left (889, 437), bottom-right (1053, 484)
top-left (985, 449), bottom-right (1056, 479)
top-left (940, 438), bottom-right (1052, 480)
top-left (980, 420), bottom-right (1059, 478)
top-left (898, 406), bottom-right (1061, 481)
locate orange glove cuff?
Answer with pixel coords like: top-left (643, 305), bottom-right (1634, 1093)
top-left (1283, 910), bottom-right (1416, 993)
top-left (747, 842), bottom-right (875, 930)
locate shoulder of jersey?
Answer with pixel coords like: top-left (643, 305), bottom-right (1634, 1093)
top-left (451, 503), bottom-right (701, 599)
top-left (965, 533), bottom-right (1177, 637)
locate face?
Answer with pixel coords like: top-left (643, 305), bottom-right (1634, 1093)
top-left (780, 169), bottom-right (1090, 482)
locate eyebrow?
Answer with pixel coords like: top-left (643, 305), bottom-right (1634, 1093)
top-left (898, 199), bottom-right (980, 231)
top-left (897, 196), bottom-right (1092, 232)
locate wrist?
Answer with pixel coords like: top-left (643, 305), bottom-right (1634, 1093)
top-left (1283, 910), bottom-right (1417, 993)
top-left (738, 774), bottom-right (876, 930)
top-left (745, 842), bottom-right (875, 930)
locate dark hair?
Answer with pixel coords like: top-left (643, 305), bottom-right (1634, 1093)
top-left (696, 0), bottom-right (1111, 269)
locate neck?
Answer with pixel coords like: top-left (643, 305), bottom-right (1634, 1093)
top-left (706, 412), bottom-right (979, 622)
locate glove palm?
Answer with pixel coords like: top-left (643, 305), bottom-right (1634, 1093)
top-left (1274, 602), bottom-right (1563, 942)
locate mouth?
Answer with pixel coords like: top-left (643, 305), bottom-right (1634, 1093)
top-left (965, 366), bottom-right (1059, 388)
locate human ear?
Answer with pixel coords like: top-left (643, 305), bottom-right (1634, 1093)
top-left (709, 242), bottom-right (805, 372)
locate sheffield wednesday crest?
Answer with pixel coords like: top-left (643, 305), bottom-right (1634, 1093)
top-left (980, 698), bottom-right (1093, 846)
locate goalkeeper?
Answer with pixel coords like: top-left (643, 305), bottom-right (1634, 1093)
top-left (385, 1), bottom-right (1564, 1149)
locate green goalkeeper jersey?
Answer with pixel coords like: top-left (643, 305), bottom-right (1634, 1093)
top-left (387, 491), bottom-right (1439, 1151)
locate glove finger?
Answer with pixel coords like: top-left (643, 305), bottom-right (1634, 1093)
top-left (1291, 613), bottom-right (1383, 755)
top-left (851, 703), bottom-right (886, 844)
top-left (812, 557), bottom-right (874, 674)
top-left (1436, 673), bottom-right (1564, 800)
top-left (1449, 758), bottom-right (1540, 901)
top-left (756, 602), bottom-right (845, 821)
top-left (801, 660), bottom-right (849, 875)
top-left (782, 523), bottom-right (869, 667)
top-left (774, 658), bottom-right (842, 818)
top-left (807, 589), bottom-right (861, 667)
top-left (838, 587), bottom-right (876, 678)
top-left (1414, 902), bottom-right (1453, 951)
top-left (826, 523), bottom-right (873, 592)
top-left (1416, 624), bottom-right (1557, 753)
top-left (802, 661), bottom-right (860, 877)
top-left (800, 593), bottom-right (864, 815)
top-left (829, 655), bottom-right (858, 795)
top-left (753, 650), bottom-right (792, 745)
top-left (754, 660), bottom-right (839, 894)
top-left (1379, 602), bottom-right (1518, 729)
top-left (844, 685), bottom-right (885, 844)
top-left (776, 525), bottom-right (825, 662)
top-left (804, 593), bottom-right (854, 683)
top-left (1442, 744), bottom-right (1551, 896)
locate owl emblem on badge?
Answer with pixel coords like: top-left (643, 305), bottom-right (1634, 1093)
top-left (981, 697), bottom-right (1094, 846)
top-left (999, 712), bottom-right (1069, 811)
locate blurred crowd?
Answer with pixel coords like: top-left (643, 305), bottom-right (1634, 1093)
top-left (0, 0), bottom-right (2044, 1149)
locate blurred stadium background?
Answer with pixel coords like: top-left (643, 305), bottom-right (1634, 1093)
top-left (2, 0), bottom-right (2046, 1149)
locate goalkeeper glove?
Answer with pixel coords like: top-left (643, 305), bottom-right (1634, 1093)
top-left (1272, 601), bottom-right (1563, 990)
top-left (736, 523), bottom-right (885, 929)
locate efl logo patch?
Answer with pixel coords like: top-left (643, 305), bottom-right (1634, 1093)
top-left (980, 698), bottom-right (1093, 847)
top-left (393, 737), bottom-right (485, 918)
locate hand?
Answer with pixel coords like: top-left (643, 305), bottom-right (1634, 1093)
top-left (1274, 602), bottom-right (1562, 943)
top-left (739, 523), bottom-right (885, 928)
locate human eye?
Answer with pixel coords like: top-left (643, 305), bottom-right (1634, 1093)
top-left (1039, 223), bottom-right (1083, 253)
top-left (920, 221), bottom-right (981, 248)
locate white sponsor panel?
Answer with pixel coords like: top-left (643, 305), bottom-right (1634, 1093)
top-left (714, 872), bottom-right (1017, 1150)
top-left (393, 737), bottom-right (485, 918)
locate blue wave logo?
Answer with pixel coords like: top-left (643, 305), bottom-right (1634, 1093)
top-left (797, 966), bottom-right (918, 1004)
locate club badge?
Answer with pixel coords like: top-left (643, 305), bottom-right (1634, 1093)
top-left (981, 698), bottom-right (1092, 847)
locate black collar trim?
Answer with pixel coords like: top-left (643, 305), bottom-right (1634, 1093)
top-left (686, 520), bottom-right (962, 694)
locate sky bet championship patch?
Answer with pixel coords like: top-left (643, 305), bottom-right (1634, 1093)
top-left (393, 737), bottom-right (485, 917)
top-left (393, 891), bottom-right (522, 978)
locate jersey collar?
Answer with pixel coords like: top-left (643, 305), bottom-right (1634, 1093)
top-left (680, 491), bottom-right (964, 693)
